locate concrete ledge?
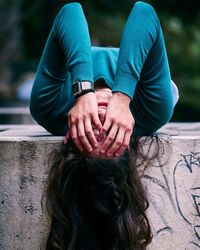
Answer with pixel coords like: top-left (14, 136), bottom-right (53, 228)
top-left (0, 123), bottom-right (200, 249)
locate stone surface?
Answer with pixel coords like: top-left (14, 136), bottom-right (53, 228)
top-left (0, 123), bottom-right (200, 249)
top-left (143, 136), bottom-right (200, 250)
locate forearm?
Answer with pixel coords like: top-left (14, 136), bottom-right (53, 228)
top-left (54, 3), bottom-right (93, 83)
top-left (112, 92), bottom-right (131, 106)
top-left (112, 2), bottom-right (174, 136)
top-left (34, 3), bottom-right (93, 91)
top-left (30, 3), bottom-right (93, 129)
top-left (30, 3), bottom-right (94, 127)
top-left (112, 2), bottom-right (160, 99)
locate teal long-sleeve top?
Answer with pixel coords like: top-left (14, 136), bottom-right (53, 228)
top-left (30, 2), bottom-right (178, 137)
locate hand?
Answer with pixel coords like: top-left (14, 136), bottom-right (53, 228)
top-left (99, 92), bottom-right (135, 157)
top-left (68, 92), bottom-right (102, 153)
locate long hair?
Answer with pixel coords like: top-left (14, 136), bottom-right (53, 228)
top-left (44, 135), bottom-right (165, 250)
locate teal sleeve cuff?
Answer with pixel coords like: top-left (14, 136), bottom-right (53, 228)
top-left (70, 63), bottom-right (94, 83)
top-left (112, 73), bottom-right (138, 100)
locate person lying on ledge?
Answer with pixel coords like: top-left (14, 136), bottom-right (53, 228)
top-left (30, 2), bottom-right (179, 249)
top-left (30, 1), bottom-right (179, 158)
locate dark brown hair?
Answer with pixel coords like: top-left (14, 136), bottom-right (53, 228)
top-left (44, 135), bottom-right (167, 250)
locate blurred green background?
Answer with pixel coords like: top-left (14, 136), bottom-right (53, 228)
top-left (0, 0), bottom-right (200, 122)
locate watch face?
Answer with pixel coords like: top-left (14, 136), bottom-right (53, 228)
top-left (72, 81), bottom-right (94, 97)
top-left (72, 83), bottom-right (79, 93)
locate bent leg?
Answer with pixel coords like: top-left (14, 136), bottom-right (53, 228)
top-left (113, 1), bottom-right (174, 137)
top-left (30, 3), bottom-right (93, 135)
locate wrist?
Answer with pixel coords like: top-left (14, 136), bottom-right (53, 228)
top-left (112, 92), bottom-right (131, 105)
top-left (76, 89), bottom-right (95, 99)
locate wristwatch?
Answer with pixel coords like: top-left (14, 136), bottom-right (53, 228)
top-left (72, 80), bottom-right (95, 98)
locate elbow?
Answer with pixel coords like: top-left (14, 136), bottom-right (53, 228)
top-left (56, 2), bottom-right (83, 20)
top-left (29, 92), bottom-right (37, 123)
top-left (29, 88), bottom-right (46, 126)
top-left (162, 106), bottom-right (174, 125)
top-left (133, 1), bottom-right (157, 16)
top-left (156, 98), bottom-right (174, 128)
top-left (29, 96), bottom-right (42, 126)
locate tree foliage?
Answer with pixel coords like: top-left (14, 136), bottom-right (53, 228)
top-left (1, 0), bottom-right (200, 120)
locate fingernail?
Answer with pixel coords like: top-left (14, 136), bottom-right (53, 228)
top-left (115, 153), bottom-right (120, 157)
top-left (100, 149), bottom-right (105, 154)
top-left (94, 144), bottom-right (98, 148)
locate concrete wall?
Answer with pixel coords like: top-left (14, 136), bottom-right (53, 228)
top-left (144, 125), bottom-right (200, 250)
top-left (0, 123), bottom-right (200, 250)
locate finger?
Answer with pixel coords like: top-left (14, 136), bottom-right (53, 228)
top-left (77, 121), bottom-right (93, 152)
top-left (114, 130), bottom-right (131, 157)
top-left (100, 124), bottom-right (118, 154)
top-left (85, 117), bottom-right (98, 148)
top-left (98, 117), bottom-right (111, 142)
top-left (64, 116), bottom-right (72, 144)
top-left (64, 131), bottom-right (70, 145)
top-left (100, 117), bottom-right (111, 135)
top-left (91, 112), bottom-right (102, 131)
top-left (106, 127), bottom-right (125, 157)
top-left (67, 115), bottom-right (71, 130)
top-left (70, 124), bottom-right (84, 152)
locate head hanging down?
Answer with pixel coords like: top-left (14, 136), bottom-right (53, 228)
top-left (44, 136), bottom-right (154, 250)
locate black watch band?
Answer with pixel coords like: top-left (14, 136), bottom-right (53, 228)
top-left (72, 80), bottom-right (94, 98)
top-left (75, 89), bottom-right (95, 99)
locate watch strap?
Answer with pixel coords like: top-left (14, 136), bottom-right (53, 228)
top-left (72, 80), bottom-right (94, 97)
top-left (75, 89), bottom-right (95, 99)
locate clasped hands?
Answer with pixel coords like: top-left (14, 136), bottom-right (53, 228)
top-left (66, 92), bottom-right (135, 157)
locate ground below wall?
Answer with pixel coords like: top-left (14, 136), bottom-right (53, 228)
top-left (0, 123), bottom-right (200, 250)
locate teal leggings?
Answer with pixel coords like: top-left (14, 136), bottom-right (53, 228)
top-left (30, 1), bottom-right (177, 137)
